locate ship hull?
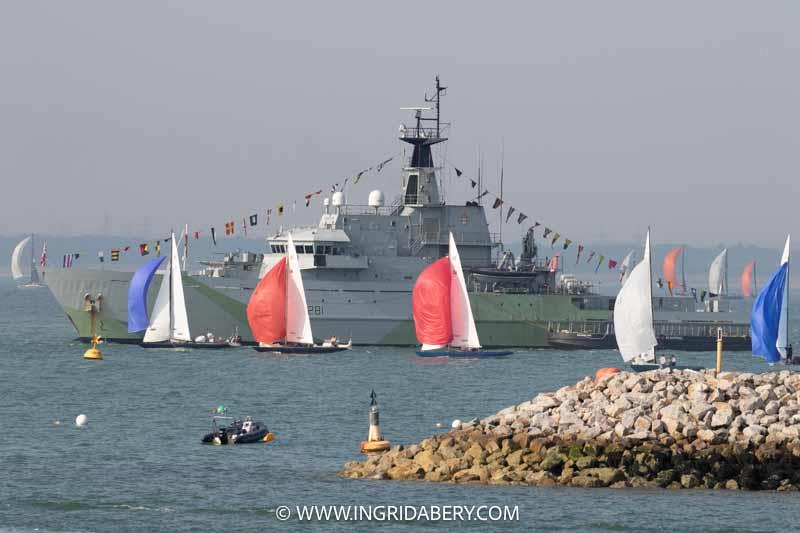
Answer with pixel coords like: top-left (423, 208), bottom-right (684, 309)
top-left (548, 332), bottom-right (752, 352)
top-left (42, 267), bottom-right (605, 347)
top-left (42, 267), bottom-right (751, 349)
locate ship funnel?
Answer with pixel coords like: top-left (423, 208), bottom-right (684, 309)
top-left (368, 190), bottom-right (385, 212)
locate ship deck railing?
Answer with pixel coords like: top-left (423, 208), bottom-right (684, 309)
top-left (399, 126), bottom-right (445, 141)
top-left (333, 205), bottom-right (402, 216)
top-left (414, 231), bottom-right (499, 247)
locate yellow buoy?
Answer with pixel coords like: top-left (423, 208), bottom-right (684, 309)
top-left (83, 335), bottom-right (103, 360)
top-left (263, 432), bottom-right (276, 442)
top-left (83, 294), bottom-right (104, 360)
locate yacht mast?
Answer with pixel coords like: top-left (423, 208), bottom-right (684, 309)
top-left (168, 232), bottom-right (174, 342)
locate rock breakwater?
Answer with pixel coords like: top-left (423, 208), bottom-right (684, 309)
top-left (341, 369), bottom-right (800, 490)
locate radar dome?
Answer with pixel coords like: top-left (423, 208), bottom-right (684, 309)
top-left (331, 192), bottom-right (345, 207)
top-left (368, 190), bottom-right (385, 208)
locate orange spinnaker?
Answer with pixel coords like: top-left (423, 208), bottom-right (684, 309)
top-left (246, 257), bottom-right (287, 344)
top-left (741, 261), bottom-right (755, 297)
top-left (662, 246), bottom-right (683, 289)
top-left (412, 257), bottom-right (453, 346)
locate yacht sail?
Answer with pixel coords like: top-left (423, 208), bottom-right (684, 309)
top-left (613, 230), bottom-right (657, 362)
top-left (144, 258), bottom-right (172, 342)
top-left (448, 233), bottom-right (481, 350)
top-left (285, 234), bottom-right (314, 345)
top-left (169, 234), bottom-right (191, 342)
top-left (777, 236), bottom-right (791, 359)
top-left (247, 257), bottom-right (288, 344)
top-left (143, 233), bottom-right (191, 343)
top-left (128, 256), bottom-right (167, 332)
top-left (10, 236), bottom-right (31, 280)
top-left (741, 261), bottom-right (756, 297)
top-left (708, 249), bottom-right (728, 296)
top-left (412, 257), bottom-right (451, 351)
top-left (751, 235), bottom-right (790, 363)
top-left (662, 246), bottom-right (683, 294)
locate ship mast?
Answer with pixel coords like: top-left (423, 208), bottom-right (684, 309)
top-left (425, 75), bottom-right (445, 139)
top-left (498, 141), bottom-right (504, 250)
top-left (399, 76), bottom-right (449, 207)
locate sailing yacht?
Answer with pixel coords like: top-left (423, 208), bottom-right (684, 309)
top-left (247, 234), bottom-right (351, 354)
top-left (11, 235), bottom-right (41, 288)
top-left (412, 232), bottom-right (512, 358)
top-left (741, 261), bottom-right (757, 298)
top-left (614, 229), bottom-right (702, 372)
top-left (133, 231), bottom-right (229, 349)
top-left (751, 235), bottom-right (792, 364)
top-left (707, 249), bottom-right (729, 313)
top-left (662, 245), bottom-right (686, 295)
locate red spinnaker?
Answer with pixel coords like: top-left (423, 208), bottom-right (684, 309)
top-left (246, 257), bottom-right (287, 343)
top-left (741, 261), bottom-right (755, 297)
top-left (412, 257), bottom-right (453, 346)
top-left (662, 247), bottom-right (683, 289)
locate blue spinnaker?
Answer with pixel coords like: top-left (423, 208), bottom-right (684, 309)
top-left (751, 262), bottom-right (788, 363)
top-left (127, 256), bottom-right (166, 333)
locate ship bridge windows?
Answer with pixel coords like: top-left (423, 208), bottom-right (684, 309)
top-left (271, 241), bottom-right (349, 256)
top-left (314, 243), bottom-right (349, 255)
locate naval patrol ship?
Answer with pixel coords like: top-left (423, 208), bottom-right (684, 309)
top-left (41, 79), bottom-right (751, 347)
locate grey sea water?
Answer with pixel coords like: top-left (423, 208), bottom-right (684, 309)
top-left (1, 278), bottom-right (799, 532)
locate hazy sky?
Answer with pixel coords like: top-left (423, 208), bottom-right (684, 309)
top-left (1, 1), bottom-right (798, 247)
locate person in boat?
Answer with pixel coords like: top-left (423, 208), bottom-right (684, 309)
top-left (659, 355), bottom-right (667, 369)
top-left (329, 336), bottom-right (338, 347)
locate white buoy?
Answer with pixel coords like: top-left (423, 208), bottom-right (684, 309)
top-left (435, 421), bottom-right (444, 428)
top-left (451, 419), bottom-right (462, 429)
top-left (75, 414), bottom-right (88, 428)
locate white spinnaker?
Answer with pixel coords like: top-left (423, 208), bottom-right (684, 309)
top-left (708, 249), bottom-right (727, 296)
top-left (777, 235), bottom-right (791, 358)
top-left (285, 234), bottom-right (314, 345)
top-left (143, 264), bottom-right (171, 343)
top-left (613, 230), bottom-right (657, 362)
top-left (448, 232), bottom-right (481, 349)
top-left (169, 233), bottom-right (191, 342)
top-left (11, 237), bottom-right (30, 280)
